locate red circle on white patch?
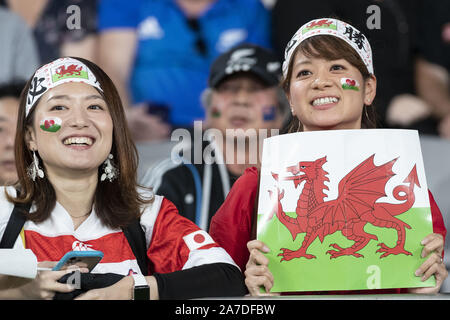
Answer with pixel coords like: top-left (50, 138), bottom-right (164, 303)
top-left (194, 233), bottom-right (205, 243)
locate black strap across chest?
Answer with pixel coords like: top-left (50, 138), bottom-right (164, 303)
top-left (0, 203), bottom-right (149, 275)
top-left (0, 202), bottom-right (30, 248)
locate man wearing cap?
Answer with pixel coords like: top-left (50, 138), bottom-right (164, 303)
top-left (145, 44), bottom-right (289, 230)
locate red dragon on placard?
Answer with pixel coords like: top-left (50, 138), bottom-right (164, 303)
top-left (269, 154), bottom-right (420, 261)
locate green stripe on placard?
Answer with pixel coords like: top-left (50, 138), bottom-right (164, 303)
top-left (257, 207), bottom-right (434, 292)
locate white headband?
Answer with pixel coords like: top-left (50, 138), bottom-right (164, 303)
top-left (282, 18), bottom-right (373, 77)
top-left (26, 57), bottom-right (103, 117)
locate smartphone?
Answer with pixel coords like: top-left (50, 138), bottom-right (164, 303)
top-left (52, 251), bottom-right (104, 272)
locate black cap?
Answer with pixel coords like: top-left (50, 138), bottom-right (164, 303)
top-left (209, 43), bottom-right (282, 88)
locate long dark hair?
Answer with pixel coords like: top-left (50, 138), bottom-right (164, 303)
top-left (8, 57), bottom-right (153, 229)
top-left (282, 35), bottom-right (377, 133)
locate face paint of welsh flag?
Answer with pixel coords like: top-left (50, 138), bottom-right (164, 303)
top-left (211, 106), bottom-right (221, 118)
top-left (341, 78), bottom-right (360, 91)
top-left (40, 117), bottom-right (62, 132)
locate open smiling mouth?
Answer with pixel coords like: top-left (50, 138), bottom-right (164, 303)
top-left (62, 137), bottom-right (95, 147)
top-left (311, 96), bottom-right (339, 107)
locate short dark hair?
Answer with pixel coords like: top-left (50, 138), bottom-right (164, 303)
top-left (0, 82), bottom-right (27, 100)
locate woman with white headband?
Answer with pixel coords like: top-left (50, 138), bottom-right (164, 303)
top-left (0, 57), bottom-right (246, 299)
top-left (209, 18), bottom-right (448, 295)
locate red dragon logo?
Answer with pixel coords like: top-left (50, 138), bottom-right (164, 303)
top-left (270, 154), bottom-right (420, 261)
top-left (55, 64), bottom-right (82, 78)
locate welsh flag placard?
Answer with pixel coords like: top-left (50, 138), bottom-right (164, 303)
top-left (257, 129), bottom-right (435, 292)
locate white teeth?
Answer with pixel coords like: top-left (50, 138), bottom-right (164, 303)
top-left (63, 137), bottom-right (93, 146)
top-left (312, 97), bottom-right (339, 106)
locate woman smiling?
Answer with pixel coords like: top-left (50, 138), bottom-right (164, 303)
top-left (209, 18), bottom-right (447, 295)
top-left (0, 57), bottom-right (246, 300)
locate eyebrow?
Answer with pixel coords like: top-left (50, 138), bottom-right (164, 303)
top-left (293, 59), bottom-right (312, 67)
top-left (85, 94), bottom-right (104, 100)
top-left (47, 94), bottom-right (104, 102)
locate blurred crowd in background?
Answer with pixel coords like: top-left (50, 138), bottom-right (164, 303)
top-left (0, 0), bottom-right (449, 143)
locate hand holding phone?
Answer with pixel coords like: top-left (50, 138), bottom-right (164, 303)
top-left (52, 251), bottom-right (104, 272)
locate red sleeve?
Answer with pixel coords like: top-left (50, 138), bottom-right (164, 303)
top-left (209, 167), bottom-right (259, 271)
top-left (428, 190), bottom-right (447, 249)
top-left (148, 198), bottom-right (220, 274)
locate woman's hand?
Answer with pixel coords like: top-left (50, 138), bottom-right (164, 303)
top-left (244, 240), bottom-right (276, 296)
top-left (14, 261), bottom-right (79, 300)
top-left (22, 270), bottom-right (77, 299)
top-left (75, 276), bottom-right (134, 300)
top-left (0, 261), bottom-right (89, 299)
top-left (409, 233), bottom-right (448, 294)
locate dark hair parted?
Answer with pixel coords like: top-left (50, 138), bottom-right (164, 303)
top-left (8, 57), bottom-right (153, 229)
top-left (281, 35), bottom-right (377, 133)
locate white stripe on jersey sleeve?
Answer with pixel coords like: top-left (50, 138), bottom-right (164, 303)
top-left (182, 246), bottom-right (240, 271)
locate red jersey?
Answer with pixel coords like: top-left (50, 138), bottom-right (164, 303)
top-left (0, 187), bottom-right (237, 276)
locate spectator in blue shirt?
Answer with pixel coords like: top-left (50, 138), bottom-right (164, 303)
top-left (98, 0), bottom-right (271, 141)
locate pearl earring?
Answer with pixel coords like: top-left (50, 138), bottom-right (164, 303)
top-left (100, 153), bottom-right (118, 182)
top-left (27, 151), bottom-right (44, 181)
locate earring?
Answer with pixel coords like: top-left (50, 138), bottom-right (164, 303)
top-left (364, 104), bottom-right (370, 120)
top-left (100, 154), bottom-right (119, 182)
top-left (27, 151), bottom-right (44, 181)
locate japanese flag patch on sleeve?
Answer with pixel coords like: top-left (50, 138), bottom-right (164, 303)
top-left (183, 230), bottom-right (216, 251)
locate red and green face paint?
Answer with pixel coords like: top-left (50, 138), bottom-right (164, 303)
top-left (340, 78), bottom-right (360, 91)
top-left (211, 106), bottom-right (221, 118)
top-left (40, 117), bottom-right (62, 132)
